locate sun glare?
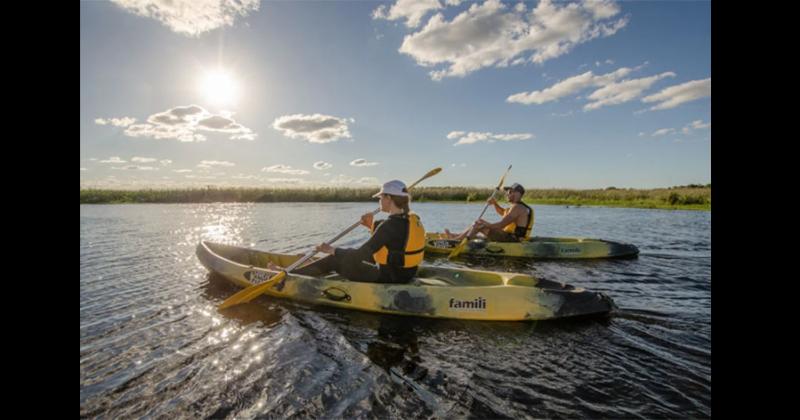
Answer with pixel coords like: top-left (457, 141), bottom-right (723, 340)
top-left (198, 70), bottom-right (240, 106)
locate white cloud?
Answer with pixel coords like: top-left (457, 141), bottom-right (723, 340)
top-left (198, 160), bottom-right (235, 167)
top-left (652, 128), bottom-right (676, 137)
top-left (131, 156), bottom-right (157, 163)
top-left (125, 124), bottom-right (206, 142)
top-left (372, 0), bottom-right (443, 28)
top-left (681, 119), bottom-right (711, 134)
top-left (160, 159), bottom-right (172, 166)
top-left (173, 169), bottom-right (192, 173)
top-left (95, 117), bottom-right (136, 127)
top-left (89, 158), bottom-right (98, 161)
top-left (650, 119), bottom-right (712, 138)
top-left (395, 0), bottom-right (628, 80)
top-left (109, 0), bottom-right (260, 37)
top-left (493, 133), bottom-right (533, 141)
top-left (350, 158), bottom-right (380, 167)
top-left (195, 114), bottom-right (255, 137)
top-left (100, 156), bottom-right (127, 164)
top-left (272, 114), bottom-right (353, 143)
top-left (447, 131), bottom-right (533, 146)
top-left (641, 78), bottom-right (711, 111)
top-left (638, 132), bottom-right (645, 137)
top-left (507, 67), bottom-right (636, 105)
top-left (450, 163), bottom-right (467, 167)
top-left (115, 105), bottom-right (255, 142)
top-left (507, 65), bottom-right (676, 111)
top-left (313, 161), bottom-right (333, 170)
top-left (80, 168), bottom-right (88, 171)
top-left (584, 72), bottom-right (676, 110)
top-left (262, 164), bottom-right (310, 175)
top-left (230, 133), bottom-right (257, 141)
top-left (112, 165), bottom-right (159, 171)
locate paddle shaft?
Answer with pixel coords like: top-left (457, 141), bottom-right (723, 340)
top-left (474, 165), bottom-right (512, 225)
top-left (283, 207), bottom-right (381, 273)
top-left (475, 189), bottom-right (499, 221)
top-left (447, 165), bottom-right (511, 259)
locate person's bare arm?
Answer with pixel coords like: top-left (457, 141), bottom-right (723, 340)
top-left (483, 205), bottom-right (522, 230)
top-left (487, 197), bottom-right (505, 216)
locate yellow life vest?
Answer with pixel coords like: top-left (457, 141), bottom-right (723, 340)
top-left (502, 201), bottom-right (534, 240)
top-left (371, 212), bottom-right (426, 268)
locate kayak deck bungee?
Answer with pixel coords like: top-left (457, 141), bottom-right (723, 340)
top-left (197, 241), bottom-right (615, 321)
top-left (425, 232), bottom-right (639, 259)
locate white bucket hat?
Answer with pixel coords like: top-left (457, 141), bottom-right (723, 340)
top-left (372, 179), bottom-right (409, 198)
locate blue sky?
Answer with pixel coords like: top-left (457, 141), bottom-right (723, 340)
top-left (80, 0), bottom-right (710, 189)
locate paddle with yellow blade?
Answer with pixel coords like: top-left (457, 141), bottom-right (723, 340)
top-left (218, 167), bottom-right (443, 310)
top-left (447, 164), bottom-right (512, 260)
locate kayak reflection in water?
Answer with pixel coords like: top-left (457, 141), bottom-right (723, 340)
top-left (367, 315), bottom-right (421, 373)
top-left (267, 180), bottom-right (426, 284)
top-left (444, 182), bottom-right (534, 243)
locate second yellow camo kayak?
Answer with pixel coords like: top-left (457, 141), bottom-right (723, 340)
top-left (424, 232), bottom-right (639, 259)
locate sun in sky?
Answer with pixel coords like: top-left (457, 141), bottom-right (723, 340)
top-left (197, 69), bottom-right (240, 107)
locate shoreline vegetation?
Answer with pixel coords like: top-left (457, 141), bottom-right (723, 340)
top-left (80, 185), bottom-right (711, 211)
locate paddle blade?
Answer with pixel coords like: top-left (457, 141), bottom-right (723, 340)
top-left (447, 238), bottom-right (469, 260)
top-left (425, 167), bottom-right (443, 178)
top-left (218, 271), bottom-right (287, 310)
top-left (408, 167), bottom-right (443, 189)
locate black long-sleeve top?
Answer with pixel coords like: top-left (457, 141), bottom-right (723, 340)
top-left (334, 213), bottom-right (417, 283)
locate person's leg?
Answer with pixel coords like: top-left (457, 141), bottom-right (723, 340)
top-left (444, 226), bottom-right (472, 240)
top-left (486, 228), bottom-right (519, 242)
top-left (281, 251), bottom-right (383, 283)
top-left (269, 252), bottom-right (382, 282)
top-left (463, 224), bottom-right (492, 240)
top-left (446, 222), bottom-right (489, 241)
top-left (333, 251), bottom-right (382, 282)
top-left (291, 254), bottom-right (338, 276)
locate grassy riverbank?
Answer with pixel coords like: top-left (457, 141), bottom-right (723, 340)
top-left (80, 185), bottom-right (710, 210)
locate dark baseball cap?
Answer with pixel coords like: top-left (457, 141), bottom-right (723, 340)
top-left (503, 183), bottom-right (525, 194)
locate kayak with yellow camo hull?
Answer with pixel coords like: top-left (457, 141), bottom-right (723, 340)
top-left (424, 233), bottom-right (639, 259)
top-left (197, 241), bottom-right (615, 321)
